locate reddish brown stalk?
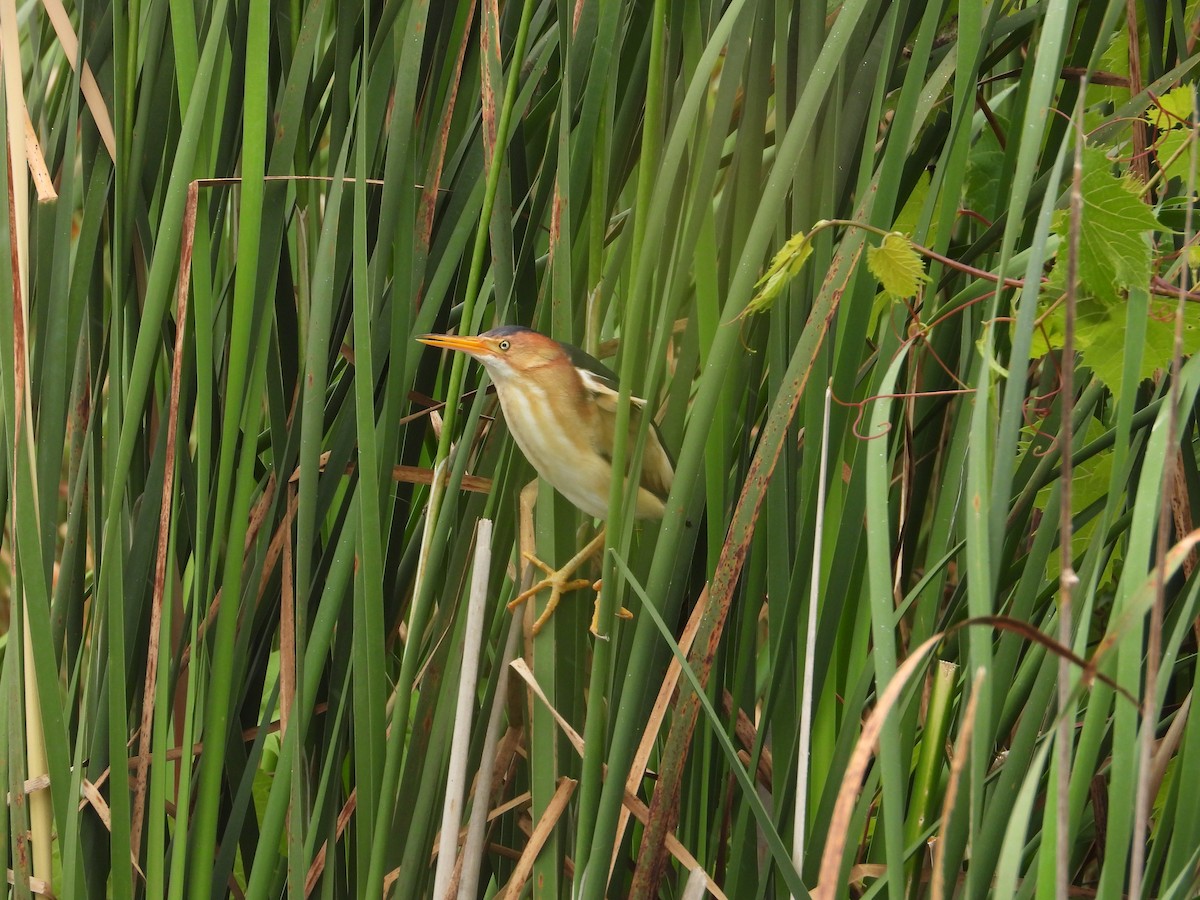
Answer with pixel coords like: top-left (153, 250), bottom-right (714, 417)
top-left (417, 1), bottom-right (478, 255)
top-left (629, 245), bottom-right (857, 894)
top-left (130, 182), bottom-right (199, 867)
top-left (976, 89), bottom-right (1008, 150)
top-left (1126, 0), bottom-right (1151, 183)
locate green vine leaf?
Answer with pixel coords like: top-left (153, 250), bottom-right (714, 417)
top-left (1144, 86), bottom-right (1195, 130)
top-left (1033, 145), bottom-right (1200, 401)
top-left (1156, 129), bottom-right (1196, 184)
top-left (1145, 87), bottom-right (1198, 183)
top-left (1050, 147), bottom-right (1159, 307)
top-left (744, 225), bottom-right (820, 316)
top-left (1035, 287), bottom-right (1200, 403)
top-left (866, 232), bottom-right (929, 299)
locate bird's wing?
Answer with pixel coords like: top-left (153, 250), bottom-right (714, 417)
top-left (559, 340), bottom-right (623, 388)
top-left (575, 365), bottom-right (646, 408)
top-left (576, 367), bottom-right (674, 503)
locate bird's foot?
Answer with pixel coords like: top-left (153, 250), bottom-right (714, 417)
top-left (508, 552), bottom-right (594, 635)
top-left (589, 579), bottom-right (633, 641)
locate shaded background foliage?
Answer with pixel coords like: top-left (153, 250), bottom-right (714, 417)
top-left (3, 0), bottom-right (1200, 897)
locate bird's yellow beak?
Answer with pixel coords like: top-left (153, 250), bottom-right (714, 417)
top-left (417, 333), bottom-right (491, 356)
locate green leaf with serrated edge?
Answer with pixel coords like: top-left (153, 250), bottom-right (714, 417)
top-left (1035, 142), bottom-right (1174, 397)
top-left (1035, 289), bottom-right (1200, 401)
top-left (1049, 147), bottom-right (1159, 306)
top-left (1121, 298), bottom-right (1200, 383)
top-left (1094, 15), bottom-right (1151, 108)
top-left (1144, 86), bottom-right (1196, 130)
top-left (866, 232), bottom-right (929, 299)
top-left (744, 227), bottom-right (817, 316)
top-left (1156, 129), bottom-right (1197, 184)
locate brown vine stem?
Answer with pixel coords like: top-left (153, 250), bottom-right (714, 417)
top-left (812, 218), bottom-right (1193, 306)
top-left (811, 218), bottom-right (1028, 291)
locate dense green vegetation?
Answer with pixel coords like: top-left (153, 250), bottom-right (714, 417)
top-left (4, 0), bottom-right (1200, 896)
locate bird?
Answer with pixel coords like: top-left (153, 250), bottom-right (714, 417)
top-left (417, 325), bottom-right (675, 635)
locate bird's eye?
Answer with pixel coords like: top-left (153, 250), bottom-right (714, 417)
top-left (498, 340), bottom-right (511, 351)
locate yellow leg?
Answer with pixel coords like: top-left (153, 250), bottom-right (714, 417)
top-left (508, 481), bottom-right (636, 637)
top-left (588, 579), bottom-right (634, 639)
top-left (508, 530), bottom-right (607, 635)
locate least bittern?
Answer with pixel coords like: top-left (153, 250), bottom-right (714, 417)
top-left (418, 326), bottom-right (674, 635)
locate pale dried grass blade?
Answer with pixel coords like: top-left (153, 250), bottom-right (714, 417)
top-left (510, 658), bottom-right (729, 900)
top-left (931, 668), bottom-right (986, 900)
top-left (2, 2), bottom-right (52, 883)
top-left (39, 0), bottom-right (117, 159)
top-left (457, 624), bottom-right (522, 900)
top-left (22, 106), bottom-right (55, 202)
top-left (815, 634), bottom-right (943, 898)
top-left (433, 519), bottom-right (493, 898)
top-left (4, 869), bottom-right (54, 898)
top-left (499, 777), bottom-right (576, 900)
top-left (611, 586), bottom-right (708, 880)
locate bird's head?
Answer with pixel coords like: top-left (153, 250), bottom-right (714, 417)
top-left (417, 326), bottom-right (566, 387)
